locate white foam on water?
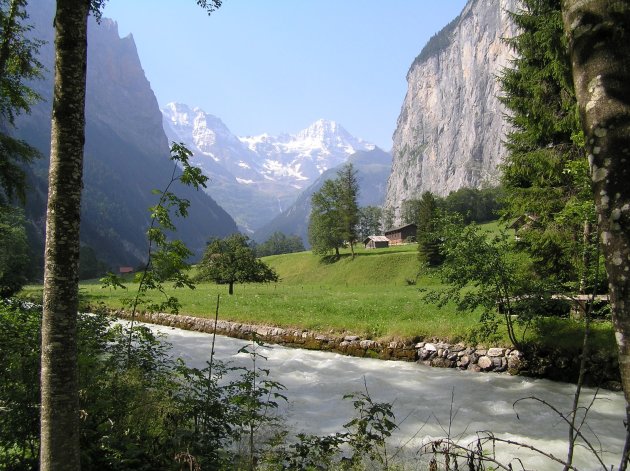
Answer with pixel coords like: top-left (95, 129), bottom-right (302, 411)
top-left (150, 324), bottom-right (626, 470)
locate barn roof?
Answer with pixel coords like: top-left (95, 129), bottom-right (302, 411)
top-left (363, 235), bottom-right (390, 244)
top-left (384, 223), bottom-right (417, 235)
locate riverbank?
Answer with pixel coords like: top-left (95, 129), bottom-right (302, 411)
top-left (115, 309), bottom-right (622, 390)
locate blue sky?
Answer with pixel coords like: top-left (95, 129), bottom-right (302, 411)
top-left (102, 1), bottom-right (468, 150)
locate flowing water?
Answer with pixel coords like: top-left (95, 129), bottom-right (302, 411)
top-left (151, 323), bottom-right (625, 470)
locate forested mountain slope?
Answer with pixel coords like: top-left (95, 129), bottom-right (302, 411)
top-left (15, 0), bottom-right (237, 272)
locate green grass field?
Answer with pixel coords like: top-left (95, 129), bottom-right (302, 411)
top-left (77, 243), bottom-right (479, 341)
top-left (21, 223), bottom-right (616, 350)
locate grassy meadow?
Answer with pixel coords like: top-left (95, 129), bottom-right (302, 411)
top-left (21, 222), bottom-right (616, 350)
top-left (77, 243), bottom-right (483, 341)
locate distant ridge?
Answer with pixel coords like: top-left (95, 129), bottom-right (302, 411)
top-left (16, 0), bottom-right (238, 271)
top-left (253, 148), bottom-right (392, 246)
top-left (162, 103), bottom-right (375, 233)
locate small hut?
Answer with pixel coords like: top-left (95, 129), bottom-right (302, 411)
top-left (384, 224), bottom-right (417, 245)
top-left (363, 235), bottom-right (390, 249)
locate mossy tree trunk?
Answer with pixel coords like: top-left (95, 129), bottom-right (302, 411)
top-left (561, 1), bottom-right (630, 468)
top-left (40, 1), bottom-right (89, 470)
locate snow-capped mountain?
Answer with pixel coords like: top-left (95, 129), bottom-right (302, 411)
top-left (240, 118), bottom-right (375, 188)
top-left (161, 103), bottom-right (375, 232)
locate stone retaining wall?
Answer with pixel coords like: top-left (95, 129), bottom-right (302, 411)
top-left (115, 310), bottom-right (621, 389)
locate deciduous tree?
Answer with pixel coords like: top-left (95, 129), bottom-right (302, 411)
top-left (356, 205), bottom-right (383, 240)
top-left (0, 206), bottom-right (29, 297)
top-left (255, 231), bottom-right (305, 257)
top-left (40, 2), bottom-right (222, 469)
top-left (561, 2), bottom-right (630, 468)
top-left (0, 0), bottom-right (41, 204)
top-left (308, 163), bottom-right (360, 259)
top-left (309, 179), bottom-right (345, 257)
top-left (196, 233), bottom-right (278, 295)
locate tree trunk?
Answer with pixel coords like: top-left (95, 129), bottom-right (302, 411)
top-left (40, 1), bottom-right (89, 470)
top-left (229, 281), bottom-right (234, 295)
top-left (561, 1), bottom-right (630, 468)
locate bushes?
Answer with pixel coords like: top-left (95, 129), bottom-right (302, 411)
top-left (0, 302), bottom-right (288, 470)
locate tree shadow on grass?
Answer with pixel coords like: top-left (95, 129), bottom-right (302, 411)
top-left (318, 253), bottom-right (350, 264)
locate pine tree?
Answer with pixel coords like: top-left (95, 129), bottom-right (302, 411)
top-left (336, 163), bottom-right (360, 258)
top-left (499, 0), bottom-right (595, 287)
top-left (416, 191), bottom-right (442, 267)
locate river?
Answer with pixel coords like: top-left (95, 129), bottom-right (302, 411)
top-left (150, 323), bottom-right (625, 470)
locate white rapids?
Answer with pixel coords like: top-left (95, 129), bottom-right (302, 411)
top-left (152, 323), bottom-right (626, 471)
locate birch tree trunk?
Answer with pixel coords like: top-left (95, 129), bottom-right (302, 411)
top-left (561, 1), bottom-right (630, 468)
top-left (40, 1), bottom-right (90, 470)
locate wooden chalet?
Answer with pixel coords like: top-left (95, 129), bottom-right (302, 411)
top-left (363, 235), bottom-right (390, 249)
top-left (384, 223), bottom-right (417, 245)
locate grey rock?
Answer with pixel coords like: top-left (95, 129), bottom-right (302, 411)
top-left (478, 356), bottom-right (494, 371)
top-left (360, 340), bottom-right (378, 349)
top-left (487, 347), bottom-right (506, 357)
top-left (432, 357), bottom-right (455, 368)
top-left (384, 0), bottom-right (518, 221)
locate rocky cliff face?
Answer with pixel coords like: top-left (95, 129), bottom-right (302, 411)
top-left (384, 0), bottom-right (518, 221)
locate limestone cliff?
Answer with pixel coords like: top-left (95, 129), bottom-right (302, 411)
top-left (384, 0), bottom-right (518, 221)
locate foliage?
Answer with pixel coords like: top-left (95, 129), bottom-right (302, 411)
top-left (400, 198), bottom-right (422, 226)
top-left (196, 233), bottom-right (279, 295)
top-left (499, 0), bottom-right (597, 288)
top-left (443, 186), bottom-right (503, 224)
top-left (230, 336), bottom-right (287, 469)
top-left (380, 207), bottom-right (395, 232)
top-left (0, 206), bottom-right (29, 297)
top-left (78, 245), bottom-right (109, 280)
top-left (0, 302), bottom-right (290, 470)
top-left (255, 231), bottom-right (305, 257)
top-left (309, 163), bottom-right (360, 259)
top-left (264, 385), bottom-right (396, 470)
top-left (356, 205), bottom-right (383, 240)
top-left (416, 192), bottom-right (443, 267)
top-left (102, 142), bottom-right (207, 316)
top-left (424, 214), bottom-right (560, 349)
top-left (0, 0), bottom-right (42, 204)
top-left (0, 301), bottom-right (40, 470)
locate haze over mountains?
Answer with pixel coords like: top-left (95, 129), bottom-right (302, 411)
top-left (12, 0), bottom-right (522, 270)
top-left (162, 103), bottom-right (377, 232)
top-left (253, 148), bottom-right (392, 246)
top-left (16, 0), bottom-right (237, 271)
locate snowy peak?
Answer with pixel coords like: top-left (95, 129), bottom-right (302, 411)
top-left (160, 102), bottom-right (376, 232)
top-left (239, 118), bottom-right (375, 182)
top-left (162, 102), bottom-right (242, 159)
